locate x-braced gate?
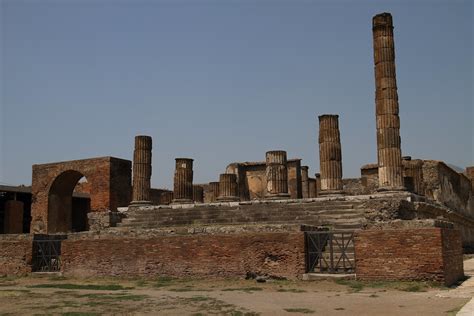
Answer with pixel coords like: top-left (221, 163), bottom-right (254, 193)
top-left (32, 234), bottom-right (67, 272)
top-left (305, 230), bottom-right (355, 274)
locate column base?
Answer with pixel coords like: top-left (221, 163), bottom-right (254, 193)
top-left (265, 193), bottom-right (290, 200)
top-left (216, 196), bottom-right (240, 202)
top-left (318, 190), bottom-right (344, 197)
top-left (129, 200), bottom-right (152, 206)
top-left (376, 186), bottom-right (406, 193)
top-left (172, 199), bottom-right (193, 204)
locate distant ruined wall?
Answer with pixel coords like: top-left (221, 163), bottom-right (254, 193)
top-left (422, 161), bottom-right (473, 218)
top-left (225, 160), bottom-right (302, 200)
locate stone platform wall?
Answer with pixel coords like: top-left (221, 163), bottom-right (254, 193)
top-left (61, 231), bottom-right (305, 279)
top-left (355, 226), bottom-right (463, 286)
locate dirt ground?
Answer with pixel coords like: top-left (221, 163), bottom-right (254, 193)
top-left (0, 272), bottom-right (470, 316)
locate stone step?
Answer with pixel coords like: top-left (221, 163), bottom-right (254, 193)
top-left (125, 207), bottom-right (367, 219)
top-left (118, 219), bottom-right (325, 228)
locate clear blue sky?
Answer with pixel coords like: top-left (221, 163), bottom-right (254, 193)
top-left (1, 0), bottom-right (472, 189)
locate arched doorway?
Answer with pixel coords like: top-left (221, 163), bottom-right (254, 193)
top-left (47, 170), bottom-right (90, 233)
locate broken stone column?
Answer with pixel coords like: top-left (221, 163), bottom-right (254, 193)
top-left (265, 150), bottom-right (290, 199)
top-left (318, 115), bottom-right (343, 194)
top-left (217, 174), bottom-right (239, 201)
top-left (131, 135), bottom-right (152, 205)
top-left (193, 185), bottom-right (204, 203)
top-left (172, 158), bottom-right (193, 203)
top-left (315, 173), bottom-right (321, 197)
top-left (301, 166), bottom-right (310, 198)
top-left (402, 156), bottom-right (424, 195)
top-left (308, 178), bottom-right (317, 198)
top-left (208, 181), bottom-right (220, 202)
top-left (373, 12), bottom-right (405, 191)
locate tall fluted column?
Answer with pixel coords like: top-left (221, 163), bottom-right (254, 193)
top-left (301, 166), bottom-right (310, 198)
top-left (131, 135), bottom-right (152, 205)
top-left (209, 182), bottom-right (220, 202)
top-left (318, 115), bottom-right (343, 194)
top-left (217, 174), bottom-right (239, 201)
top-left (193, 185), bottom-right (204, 203)
top-left (172, 158), bottom-right (193, 203)
top-left (265, 150), bottom-right (290, 199)
top-left (373, 12), bottom-right (405, 190)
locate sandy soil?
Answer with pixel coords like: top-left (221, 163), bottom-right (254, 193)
top-left (0, 274), bottom-right (469, 316)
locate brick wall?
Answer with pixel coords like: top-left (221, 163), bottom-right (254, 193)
top-left (0, 235), bottom-right (33, 275)
top-left (355, 227), bottom-right (463, 285)
top-left (61, 232), bottom-right (305, 279)
top-left (31, 156), bottom-right (131, 233)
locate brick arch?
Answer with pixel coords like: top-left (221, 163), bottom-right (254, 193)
top-left (31, 157), bottom-right (132, 234)
top-left (48, 170), bottom-right (85, 233)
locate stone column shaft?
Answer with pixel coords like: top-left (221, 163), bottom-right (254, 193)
top-left (265, 151), bottom-right (290, 199)
top-left (193, 185), bottom-right (204, 203)
top-left (315, 173), bottom-right (321, 197)
top-left (132, 135), bottom-right (152, 204)
top-left (301, 166), bottom-right (310, 198)
top-left (308, 178), bottom-right (317, 198)
top-left (209, 182), bottom-right (220, 202)
top-left (173, 158), bottom-right (193, 203)
top-left (318, 115), bottom-right (343, 194)
top-left (217, 174), bottom-right (239, 201)
top-left (373, 12), bottom-right (404, 190)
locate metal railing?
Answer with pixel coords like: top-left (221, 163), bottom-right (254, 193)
top-left (32, 235), bottom-right (67, 272)
top-left (305, 230), bottom-right (355, 274)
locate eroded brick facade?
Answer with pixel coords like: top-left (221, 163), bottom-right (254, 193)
top-left (61, 232), bottom-right (305, 279)
top-left (355, 227), bottom-right (463, 285)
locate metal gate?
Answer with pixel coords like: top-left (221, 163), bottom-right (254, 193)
top-left (305, 230), bottom-right (355, 274)
top-left (32, 234), bottom-right (67, 272)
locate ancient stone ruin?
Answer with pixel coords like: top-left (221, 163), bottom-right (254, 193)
top-left (0, 12), bottom-right (472, 286)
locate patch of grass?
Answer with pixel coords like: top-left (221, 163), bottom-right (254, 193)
top-left (283, 308), bottom-right (315, 314)
top-left (153, 276), bottom-right (175, 288)
top-left (334, 279), bottom-right (364, 292)
top-left (188, 296), bottom-right (210, 302)
top-left (369, 294), bottom-right (379, 298)
top-left (0, 282), bottom-right (17, 287)
top-left (277, 288), bottom-right (306, 293)
top-left (222, 287), bottom-right (263, 293)
top-left (134, 279), bottom-right (147, 287)
top-left (61, 313), bottom-right (101, 316)
top-left (48, 275), bottom-right (67, 281)
top-left (27, 283), bottom-right (131, 291)
top-left (334, 307), bottom-right (345, 311)
top-left (79, 293), bottom-right (148, 301)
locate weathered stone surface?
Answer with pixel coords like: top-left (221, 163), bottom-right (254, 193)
top-left (265, 151), bottom-right (290, 199)
top-left (217, 174), bottom-right (239, 202)
top-left (308, 178), bottom-right (316, 198)
top-left (372, 12), bottom-right (404, 190)
top-left (318, 115), bottom-right (343, 194)
top-left (172, 158), bottom-right (193, 203)
top-left (131, 136), bottom-right (152, 204)
top-left (193, 185), bottom-right (204, 203)
top-left (301, 166), bottom-right (310, 198)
